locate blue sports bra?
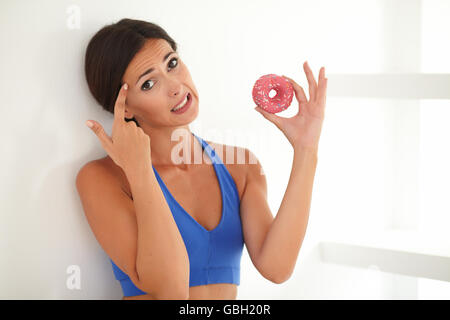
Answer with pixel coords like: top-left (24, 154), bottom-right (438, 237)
top-left (109, 132), bottom-right (244, 297)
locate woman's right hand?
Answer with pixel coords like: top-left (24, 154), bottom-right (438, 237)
top-left (86, 83), bottom-right (152, 175)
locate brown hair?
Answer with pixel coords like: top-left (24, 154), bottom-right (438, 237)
top-left (84, 18), bottom-right (178, 127)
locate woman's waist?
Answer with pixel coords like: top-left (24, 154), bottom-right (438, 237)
top-left (122, 283), bottom-right (237, 300)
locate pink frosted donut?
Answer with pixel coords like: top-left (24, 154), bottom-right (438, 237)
top-left (252, 74), bottom-right (294, 113)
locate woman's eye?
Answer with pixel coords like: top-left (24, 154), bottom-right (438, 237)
top-left (141, 79), bottom-right (154, 91)
top-left (141, 57), bottom-right (179, 91)
top-left (168, 57), bottom-right (178, 69)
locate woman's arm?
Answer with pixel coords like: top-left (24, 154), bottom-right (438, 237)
top-left (248, 61), bottom-right (326, 282)
top-left (256, 147), bottom-right (318, 282)
top-left (126, 167), bottom-right (190, 299)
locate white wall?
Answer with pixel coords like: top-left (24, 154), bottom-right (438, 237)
top-left (1, 0), bottom-right (449, 299)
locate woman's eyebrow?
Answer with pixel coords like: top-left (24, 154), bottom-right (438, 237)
top-left (135, 51), bottom-right (176, 84)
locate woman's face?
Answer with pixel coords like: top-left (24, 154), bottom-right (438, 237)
top-left (121, 38), bottom-right (199, 127)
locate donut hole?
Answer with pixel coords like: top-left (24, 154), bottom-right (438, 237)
top-left (269, 89), bottom-right (277, 98)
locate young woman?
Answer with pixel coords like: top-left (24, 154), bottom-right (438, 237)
top-left (76, 18), bottom-right (327, 300)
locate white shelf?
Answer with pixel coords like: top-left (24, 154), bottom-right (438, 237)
top-left (319, 229), bottom-right (450, 282)
top-left (327, 74), bottom-right (450, 99)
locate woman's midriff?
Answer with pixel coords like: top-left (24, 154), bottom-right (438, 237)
top-left (122, 283), bottom-right (237, 300)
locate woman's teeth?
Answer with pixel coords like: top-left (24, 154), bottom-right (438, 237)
top-left (171, 95), bottom-right (188, 111)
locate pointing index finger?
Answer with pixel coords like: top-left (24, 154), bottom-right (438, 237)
top-left (114, 83), bottom-right (128, 124)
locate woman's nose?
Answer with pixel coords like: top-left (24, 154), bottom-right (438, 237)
top-left (166, 78), bottom-right (183, 97)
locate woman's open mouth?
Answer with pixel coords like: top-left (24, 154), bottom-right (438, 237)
top-left (171, 93), bottom-right (192, 114)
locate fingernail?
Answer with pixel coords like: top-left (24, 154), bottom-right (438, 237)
top-left (86, 120), bottom-right (93, 128)
top-left (124, 83), bottom-right (128, 90)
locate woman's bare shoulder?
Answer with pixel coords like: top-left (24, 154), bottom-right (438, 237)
top-left (79, 156), bottom-right (132, 199)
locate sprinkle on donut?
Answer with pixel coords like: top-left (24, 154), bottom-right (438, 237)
top-left (252, 74), bottom-right (294, 114)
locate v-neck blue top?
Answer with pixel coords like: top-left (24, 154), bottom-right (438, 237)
top-left (109, 133), bottom-right (244, 297)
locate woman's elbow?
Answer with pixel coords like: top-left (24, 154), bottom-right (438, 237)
top-left (154, 289), bottom-right (189, 300)
top-left (152, 278), bottom-right (190, 300)
top-left (265, 270), bottom-right (291, 284)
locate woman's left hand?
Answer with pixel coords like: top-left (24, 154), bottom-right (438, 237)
top-left (254, 61), bottom-right (327, 151)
